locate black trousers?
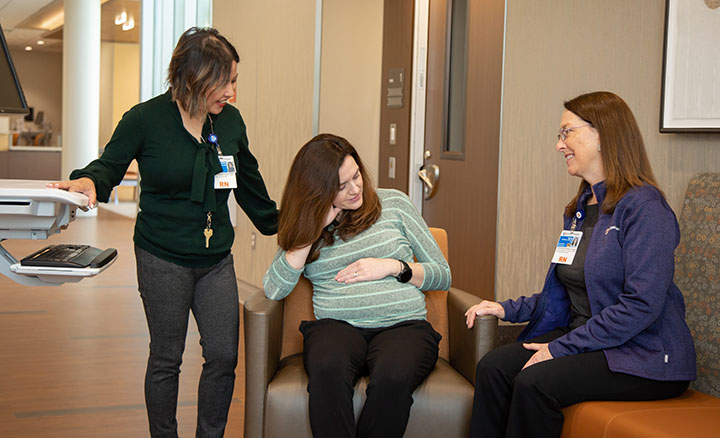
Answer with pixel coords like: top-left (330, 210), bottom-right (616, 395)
top-left (469, 328), bottom-right (690, 438)
top-left (135, 246), bottom-right (239, 438)
top-left (300, 318), bottom-right (441, 438)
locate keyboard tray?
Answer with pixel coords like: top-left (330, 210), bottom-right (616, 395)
top-left (21, 244), bottom-right (118, 269)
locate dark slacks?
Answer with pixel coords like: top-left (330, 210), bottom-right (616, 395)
top-left (135, 246), bottom-right (240, 438)
top-left (470, 328), bottom-right (690, 438)
top-left (300, 318), bottom-right (441, 438)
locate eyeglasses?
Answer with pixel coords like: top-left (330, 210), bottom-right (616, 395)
top-left (557, 124), bottom-right (592, 142)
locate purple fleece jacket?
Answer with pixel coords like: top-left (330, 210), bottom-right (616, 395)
top-left (501, 181), bottom-right (696, 382)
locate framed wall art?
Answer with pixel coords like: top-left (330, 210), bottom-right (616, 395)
top-left (660, 0), bottom-right (720, 132)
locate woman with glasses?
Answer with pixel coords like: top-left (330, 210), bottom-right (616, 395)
top-left (50, 27), bottom-right (277, 437)
top-left (464, 91), bottom-right (696, 438)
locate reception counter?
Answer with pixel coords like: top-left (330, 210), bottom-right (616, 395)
top-left (0, 146), bottom-right (62, 180)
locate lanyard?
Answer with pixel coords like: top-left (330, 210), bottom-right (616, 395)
top-left (203, 116), bottom-right (221, 249)
top-left (207, 115), bottom-right (223, 154)
top-left (570, 209), bottom-right (585, 231)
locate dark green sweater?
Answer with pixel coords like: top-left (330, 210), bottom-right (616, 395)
top-left (70, 91), bottom-right (278, 268)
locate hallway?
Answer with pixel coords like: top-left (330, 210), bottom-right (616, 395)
top-left (0, 210), bottom-right (245, 437)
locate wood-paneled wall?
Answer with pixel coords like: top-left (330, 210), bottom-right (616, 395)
top-left (213, 0), bottom-right (317, 288)
top-left (214, 0), bottom-right (384, 289)
top-left (318, 0), bottom-right (383, 184)
top-left (496, 0), bottom-right (720, 303)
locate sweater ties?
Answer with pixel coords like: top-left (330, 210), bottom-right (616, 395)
top-left (191, 141), bottom-right (223, 212)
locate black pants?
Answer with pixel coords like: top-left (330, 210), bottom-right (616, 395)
top-left (300, 318), bottom-right (441, 438)
top-left (135, 246), bottom-right (239, 438)
top-left (470, 328), bottom-right (690, 438)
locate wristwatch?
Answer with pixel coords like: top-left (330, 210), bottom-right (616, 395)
top-left (396, 259), bottom-right (412, 283)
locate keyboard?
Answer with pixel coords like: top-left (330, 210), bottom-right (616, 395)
top-left (20, 244), bottom-right (118, 269)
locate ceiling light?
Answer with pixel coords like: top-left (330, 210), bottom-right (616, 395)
top-left (122, 17), bottom-right (135, 31)
top-left (37, 40), bottom-right (45, 45)
top-left (25, 46), bottom-right (33, 51)
top-left (115, 11), bottom-right (127, 25)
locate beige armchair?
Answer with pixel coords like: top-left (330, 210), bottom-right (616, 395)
top-left (243, 228), bottom-right (497, 438)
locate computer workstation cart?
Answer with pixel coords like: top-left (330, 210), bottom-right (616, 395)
top-left (0, 179), bottom-right (117, 286)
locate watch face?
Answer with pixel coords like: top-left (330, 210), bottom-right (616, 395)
top-left (398, 260), bottom-right (412, 283)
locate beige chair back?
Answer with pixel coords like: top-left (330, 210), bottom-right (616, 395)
top-left (280, 227), bottom-right (451, 360)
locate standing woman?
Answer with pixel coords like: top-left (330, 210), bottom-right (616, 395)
top-left (264, 134), bottom-right (451, 437)
top-left (50, 28), bottom-right (278, 438)
top-left (465, 91), bottom-right (695, 438)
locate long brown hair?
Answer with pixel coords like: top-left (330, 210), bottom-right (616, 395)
top-left (563, 91), bottom-right (663, 217)
top-left (278, 134), bottom-right (381, 262)
top-left (167, 27), bottom-right (239, 118)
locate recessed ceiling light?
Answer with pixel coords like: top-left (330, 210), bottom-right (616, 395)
top-left (115, 11), bottom-right (127, 25)
top-left (25, 46), bottom-right (33, 51)
top-left (122, 17), bottom-right (135, 31)
top-left (37, 40), bottom-right (45, 45)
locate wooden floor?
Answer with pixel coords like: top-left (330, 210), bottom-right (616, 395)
top-left (0, 209), bottom-right (245, 437)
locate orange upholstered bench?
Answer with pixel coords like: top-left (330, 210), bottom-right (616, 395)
top-left (491, 175), bottom-right (720, 437)
top-left (561, 390), bottom-right (720, 438)
top-left (559, 174), bottom-right (720, 437)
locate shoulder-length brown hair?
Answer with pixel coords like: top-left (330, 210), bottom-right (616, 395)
top-left (167, 27), bottom-right (239, 118)
top-left (278, 133), bottom-right (381, 262)
top-left (563, 91), bottom-right (663, 217)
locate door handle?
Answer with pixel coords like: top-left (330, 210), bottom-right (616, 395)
top-left (417, 164), bottom-right (440, 200)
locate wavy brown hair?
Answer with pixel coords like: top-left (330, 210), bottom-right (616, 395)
top-left (563, 91), bottom-right (663, 217)
top-left (167, 27), bottom-right (239, 118)
top-left (278, 134), bottom-right (381, 262)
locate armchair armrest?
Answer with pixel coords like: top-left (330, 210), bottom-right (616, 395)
top-left (243, 289), bottom-right (284, 438)
top-left (447, 287), bottom-right (498, 385)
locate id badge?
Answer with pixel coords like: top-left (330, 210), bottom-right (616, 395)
top-left (551, 230), bottom-right (583, 265)
top-left (214, 155), bottom-right (237, 189)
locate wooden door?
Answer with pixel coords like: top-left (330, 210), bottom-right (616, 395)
top-left (420, 0), bottom-right (505, 299)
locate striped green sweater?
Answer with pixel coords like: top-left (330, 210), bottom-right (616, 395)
top-left (263, 189), bottom-right (451, 328)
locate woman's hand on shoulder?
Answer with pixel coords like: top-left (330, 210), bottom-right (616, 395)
top-left (336, 258), bottom-right (399, 284)
top-left (47, 177), bottom-right (97, 209)
top-left (465, 300), bottom-right (505, 328)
